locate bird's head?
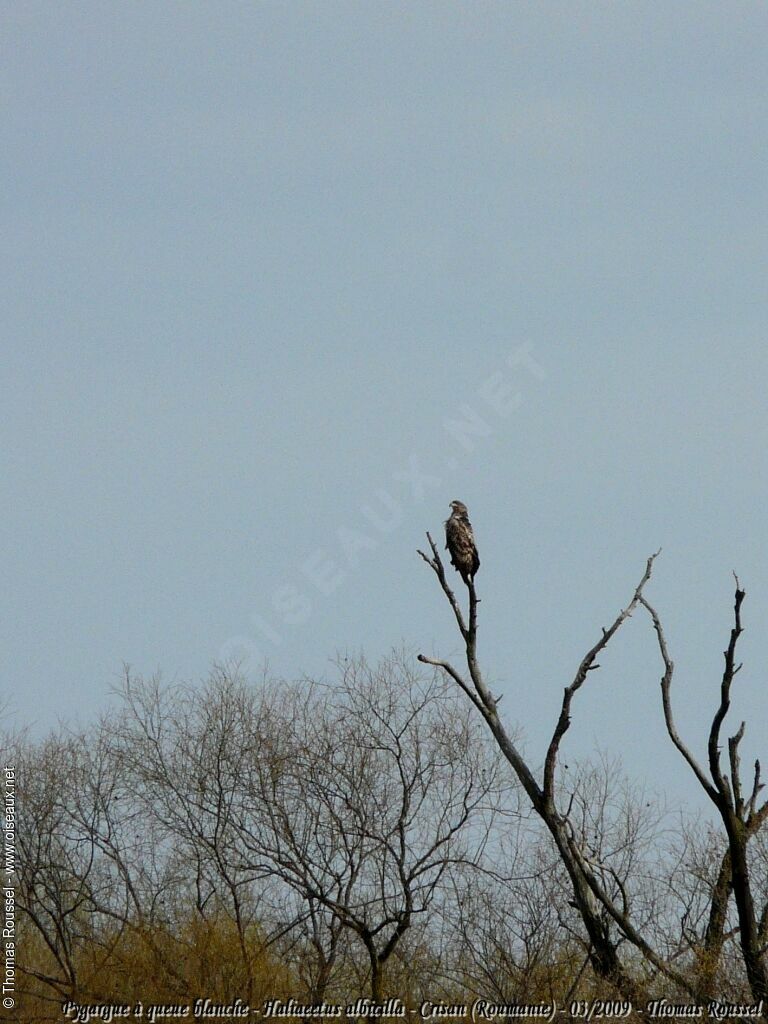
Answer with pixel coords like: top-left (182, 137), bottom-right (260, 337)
top-left (449, 500), bottom-right (468, 515)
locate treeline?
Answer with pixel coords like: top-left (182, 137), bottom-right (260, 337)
top-left (5, 643), bottom-right (768, 1020)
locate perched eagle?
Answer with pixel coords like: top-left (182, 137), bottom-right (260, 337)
top-left (445, 500), bottom-right (480, 586)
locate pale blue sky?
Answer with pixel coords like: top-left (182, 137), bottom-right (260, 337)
top-left (3, 4), bottom-right (768, 809)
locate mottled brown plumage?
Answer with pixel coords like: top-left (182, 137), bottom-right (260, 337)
top-left (445, 500), bottom-right (480, 586)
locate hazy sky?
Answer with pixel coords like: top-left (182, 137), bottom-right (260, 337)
top-left (4, 4), bottom-right (768, 811)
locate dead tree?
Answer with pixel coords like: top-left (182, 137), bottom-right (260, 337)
top-left (418, 536), bottom-right (701, 1000)
top-left (641, 580), bottom-right (768, 1004)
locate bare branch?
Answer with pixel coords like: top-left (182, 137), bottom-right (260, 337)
top-left (640, 593), bottom-right (720, 804)
top-left (708, 583), bottom-right (746, 804)
top-left (748, 760), bottom-right (764, 821)
top-left (418, 532), bottom-right (468, 640)
top-left (543, 551), bottom-right (660, 803)
top-left (416, 655), bottom-right (484, 715)
top-left (729, 722), bottom-right (746, 818)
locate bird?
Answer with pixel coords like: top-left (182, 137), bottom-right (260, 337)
top-left (444, 500), bottom-right (480, 586)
